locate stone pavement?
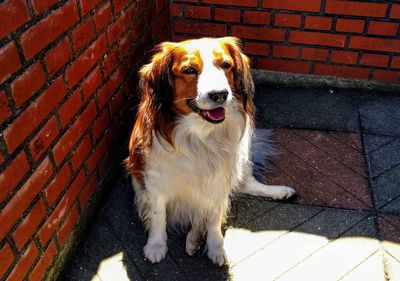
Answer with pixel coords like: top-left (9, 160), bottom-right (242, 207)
top-left (60, 85), bottom-right (400, 281)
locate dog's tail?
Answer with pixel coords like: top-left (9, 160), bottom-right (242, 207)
top-left (251, 129), bottom-right (277, 183)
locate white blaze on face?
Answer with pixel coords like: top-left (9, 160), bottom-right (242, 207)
top-left (195, 40), bottom-right (232, 109)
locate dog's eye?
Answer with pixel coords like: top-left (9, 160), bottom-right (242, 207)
top-left (221, 61), bottom-right (232, 69)
top-left (182, 67), bottom-right (197, 75)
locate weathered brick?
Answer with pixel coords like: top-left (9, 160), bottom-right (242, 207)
top-left (257, 58), bottom-right (310, 74)
top-left (11, 62), bottom-right (46, 107)
top-left (6, 243), bottom-right (38, 281)
top-left (232, 26), bottom-right (285, 41)
top-left (0, 0), bottom-right (29, 39)
top-left (301, 47), bottom-right (329, 61)
top-left (373, 69), bottom-right (400, 83)
top-left (80, 0), bottom-right (101, 15)
top-left (263, 0), bottom-right (321, 12)
top-left (391, 5), bottom-right (400, 19)
top-left (97, 69), bottom-right (125, 109)
top-left (273, 45), bottom-right (299, 59)
top-left (361, 53), bottom-right (389, 68)
top-left (13, 199), bottom-right (46, 250)
top-left (0, 244), bottom-right (14, 279)
top-left (175, 21), bottom-right (226, 37)
top-left (0, 42), bottom-right (21, 84)
top-left (29, 242), bottom-right (57, 281)
top-left (203, 0), bottom-right (257, 7)
top-left (72, 18), bottom-right (96, 52)
top-left (71, 134), bottom-right (92, 171)
top-left (392, 57), bottom-right (400, 69)
top-left (31, 0), bottom-right (58, 14)
top-left (185, 5), bottom-right (210, 19)
top-left (214, 8), bottom-right (240, 22)
top-left (45, 163), bottom-right (71, 205)
top-left (79, 174), bottom-right (99, 208)
top-left (331, 50), bottom-right (358, 65)
top-left (92, 108), bottom-right (111, 141)
top-left (0, 90), bottom-right (12, 126)
top-left (274, 13), bottom-right (301, 27)
top-left (44, 37), bottom-right (72, 76)
top-left (325, 0), bottom-right (387, 17)
top-left (21, 1), bottom-right (79, 59)
top-left (82, 66), bottom-right (103, 100)
top-left (336, 18), bottom-right (364, 33)
top-left (314, 64), bottom-right (369, 80)
top-left (0, 157), bottom-right (53, 241)
top-left (289, 30), bottom-right (346, 47)
top-left (58, 89), bottom-right (83, 128)
top-left (304, 16), bottom-right (332, 31)
top-left (113, 0), bottom-right (129, 13)
top-left (57, 204), bottom-right (79, 245)
top-left (244, 42), bottom-right (270, 56)
top-left (0, 152), bottom-right (29, 204)
top-left (29, 116), bottom-right (59, 160)
top-left (103, 48), bottom-right (119, 78)
top-left (94, 1), bottom-right (113, 32)
top-left (3, 77), bottom-right (66, 153)
top-left (349, 37), bottom-right (400, 53)
top-left (244, 11), bottom-right (271, 25)
top-left (368, 21), bottom-right (398, 36)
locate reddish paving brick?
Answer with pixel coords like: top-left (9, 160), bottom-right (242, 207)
top-left (378, 215), bottom-right (400, 244)
top-left (265, 129), bottom-right (371, 210)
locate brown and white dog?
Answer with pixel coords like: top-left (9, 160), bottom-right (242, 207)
top-left (125, 37), bottom-right (295, 266)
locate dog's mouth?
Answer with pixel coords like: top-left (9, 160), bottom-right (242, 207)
top-left (186, 99), bottom-right (225, 124)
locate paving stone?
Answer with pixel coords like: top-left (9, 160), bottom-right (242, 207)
top-left (371, 164), bottom-right (400, 212)
top-left (381, 196), bottom-right (400, 215)
top-left (378, 215), bottom-right (400, 263)
top-left (340, 251), bottom-right (385, 281)
top-left (384, 253), bottom-right (400, 281)
top-left (367, 138), bottom-right (400, 177)
top-left (362, 134), bottom-right (396, 154)
top-left (255, 86), bottom-right (360, 132)
top-left (276, 216), bottom-right (380, 281)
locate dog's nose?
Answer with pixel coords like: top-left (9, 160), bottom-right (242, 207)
top-left (208, 90), bottom-right (228, 104)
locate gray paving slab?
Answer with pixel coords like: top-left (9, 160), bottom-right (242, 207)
top-left (363, 134), bottom-right (396, 154)
top-left (370, 164), bottom-right (400, 212)
top-left (366, 138), bottom-right (400, 177)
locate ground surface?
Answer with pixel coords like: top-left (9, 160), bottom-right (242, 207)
top-left (60, 85), bottom-right (400, 281)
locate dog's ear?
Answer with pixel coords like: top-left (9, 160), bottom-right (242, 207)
top-left (138, 42), bottom-right (176, 143)
top-left (220, 37), bottom-right (255, 113)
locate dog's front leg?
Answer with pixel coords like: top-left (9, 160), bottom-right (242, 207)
top-left (143, 194), bottom-right (168, 263)
top-left (206, 207), bottom-right (227, 266)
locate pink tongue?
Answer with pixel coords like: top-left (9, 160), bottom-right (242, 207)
top-left (205, 107), bottom-right (225, 121)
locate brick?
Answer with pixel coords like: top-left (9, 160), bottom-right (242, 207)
top-left (13, 199), bottom-right (46, 250)
top-left (175, 21), bottom-right (226, 37)
top-left (274, 13), bottom-right (301, 28)
top-left (257, 58), bottom-right (311, 74)
top-left (29, 116), bottom-right (59, 160)
top-left (304, 16), bottom-right (332, 31)
top-left (325, 0), bottom-right (387, 18)
top-left (232, 26), bottom-right (285, 41)
top-left (52, 100), bottom-right (97, 164)
top-left (3, 77), bottom-right (66, 153)
top-left (98, 150), bottom-right (113, 176)
top-left (109, 88), bottom-right (125, 117)
top-left (373, 69), bottom-right (400, 83)
top-left (93, 109), bottom-right (111, 141)
top-left (6, 243), bottom-right (38, 281)
top-left (87, 123), bottom-right (117, 172)
top-left (117, 32), bottom-right (134, 60)
top-left (301, 47), bottom-right (328, 61)
top-left (244, 42), bottom-right (269, 56)
top-left (72, 18), bottom-right (96, 52)
top-left (368, 21), bottom-right (398, 36)
top-left (289, 31), bottom-right (346, 47)
top-left (113, 0), bottom-right (128, 13)
top-left (263, 0), bottom-right (321, 12)
top-left (80, 0), bottom-right (101, 15)
top-left (170, 3), bottom-right (183, 17)
top-left (203, 0), bottom-right (257, 7)
top-left (349, 37), bottom-right (400, 53)
top-left (79, 174), bottom-right (99, 208)
top-left (392, 57), bottom-right (400, 69)
top-left (152, 9), bottom-right (170, 35)
top-left (59, 89), bottom-right (82, 128)
top-left (94, 1), bottom-right (113, 32)
top-left (0, 0), bottom-right (29, 39)
top-left (214, 8), bottom-right (240, 22)
top-left (66, 34), bottom-right (107, 88)
top-left (314, 64), bottom-right (369, 80)
top-left (0, 90), bottom-right (11, 125)
top-left (0, 157), bottom-right (53, 241)
top-left (331, 50), bottom-right (358, 65)
top-left (82, 66), bottom-right (103, 100)
top-left (185, 5), bottom-right (210, 19)
top-left (107, 6), bottom-right (136, 45)
top-left (391, 5), bottom-right (400, 19)
top-left (57, 204), bottom-right (79, 245)
top-left (336, 18), bottom-right (364, 33)
top-left (31, 0), bottom-right (58, 14)
top-left (0, 152), bottom-right (29, 204)
top-left (21, 1), bottom-right (79, 59)
top-left (0, 42), bottom-right (21, 84)
top-left (11, 62), bottom-right (46, 107)
top-left (44, 37), bottom-right (72, 76)
top-left (45, 164), bottom-right (71, 205)
top-left (244, 11), bottom-right (271, 25)
top-left (39, 169), bottom-right (86, 245)
top-left (0, 244), bottom-right (14, 279)
top-left (103, 48), bottom-right (119, 78)
top-left (361, 53), bottom-right (389, 68)
top-left (71, 134), bottom-right (92, 170)
top-left (97, 69), bottom-right (125, 109)
top-left (273, 45), bottom-right (299, 59)
top-left (29, 242), bottom-right (57, 281)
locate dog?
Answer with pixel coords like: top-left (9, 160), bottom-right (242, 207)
top-left (125, 37), bottom-right (296, 266)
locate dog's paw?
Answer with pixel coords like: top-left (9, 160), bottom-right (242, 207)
top-left (207, 246), bottom-right (227, 266)
top-left (274, 185), bottom-right (296, 200)
top-left (186, 231), bottom-right (202, 256)
top-left (144, 242), bottom-right (167, 263)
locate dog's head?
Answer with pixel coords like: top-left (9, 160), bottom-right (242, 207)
top-left (139, 37), bottom-right (254, 130)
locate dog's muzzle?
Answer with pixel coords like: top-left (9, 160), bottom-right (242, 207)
top-left (186, 99), bottom-right (225, 124)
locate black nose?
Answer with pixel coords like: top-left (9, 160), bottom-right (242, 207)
top-left (208, 90), bottom-right (228, 104)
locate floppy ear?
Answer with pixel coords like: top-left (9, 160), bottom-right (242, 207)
top-left (138, 42), bottom-right (176, 143)
top-left (220, 37), bottom-right (255, 114)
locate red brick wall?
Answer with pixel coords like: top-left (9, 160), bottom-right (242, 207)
top-left (0, 0), bottom-right (169, 280)
top-left (170, 0), bottom-right (400, 84)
